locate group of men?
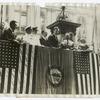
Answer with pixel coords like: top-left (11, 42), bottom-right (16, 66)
top-left (0, 20), bottom-right (89, 50)
top-left (40, 27), bottom-right (75, 49)
top-left (40, 27), bottom-right (89, 50)
top-left (0, 20), bottom-right (59, 47)
top-left (40, 27), bottom-right (59, 47)
top-left (0, 20), bottom-right (40, 45)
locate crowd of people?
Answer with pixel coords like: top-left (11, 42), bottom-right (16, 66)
top-left (0, 20), bottom-right (90, 50)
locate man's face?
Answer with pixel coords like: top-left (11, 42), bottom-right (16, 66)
top-left (26, 29), bottom-right (32, 34)
top-left (65, 33), bottom-right (70, 39)
top-left (11, 23), bottom-right (17, 30)
top-left (14, 23), bottom-right (17, 29)
top-left (53, 28), bottom-right (58, 35)
top-left (43, 32), bottom-right (47, 37)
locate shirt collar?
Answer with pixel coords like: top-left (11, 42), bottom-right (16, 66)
top-left (10, 28), bottom-right (14, 32)
top-left (41, 35), bottom-right (47, 40)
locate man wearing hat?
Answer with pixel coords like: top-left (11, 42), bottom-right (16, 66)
top-left (32, 27), bottom-right (38, 34)
top-left (22, 26), bottom-right (34, 45)
top-left (1, 20), bottom-right (17, 40)
top-left (78, 38), bottom-right (89, 50)
top-left (30, 26), bottom-right (40, 46)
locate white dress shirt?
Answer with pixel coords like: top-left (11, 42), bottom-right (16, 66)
top-left (23, 33), bottom-right (40, 46)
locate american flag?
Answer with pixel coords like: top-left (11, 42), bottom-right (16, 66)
top-left (0, 41), bottom-right (36, 94)
top-left (74, 51), bottom-right (100, 95)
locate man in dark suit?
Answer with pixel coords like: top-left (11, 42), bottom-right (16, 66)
top-left (47, 27), bottom-right (59, 47)
top-left (1, 20), bottom-right (17, 41)
top-left (39, 30), bottom-right (48, 46)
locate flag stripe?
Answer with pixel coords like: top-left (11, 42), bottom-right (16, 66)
top-left (16, 45), bottom-right (23, 94)
top-left (13, 66), bottom-right (19, 93)
top-left (26, 45), bottom-right (32, 94)
top-left (97, 54), bottom-right (100, 94)
top-left (7, 68), bottom-right (12, 93)
top-left (13, 45), bottom-right (20, 93)
top-left (10, 69), bottom-right (15, 93)
top-left (0, 68), bottom-right (6, 93)
top-left (89, 53), bottom-right (94, 94)
top-left (75, 71), bottom-right (78, 94)
top-left (23, 44), bottom-right (29, 94)
top-left (19, 44), bottom-right (26, 93)
top-left (91, 53), bottom-right (96, 94)
top-left (29, 46), bottom-right (35, 94)
top-left (3, 68), bottom-right (9, 93)
top-left (74, 61), bottom-right (79, 94)
top-left (80, 74), bottom-right (84, 94)
top-left (0, 68), bottom-right (2, 91)
top-left (32, 46), bottom-right (38, 94)
top-left (93, 54), bottom-right (99, 94)
top-left (96, 54), bottom-right (100, 94)
top-left (86, 74), bottom-right (90, 95)
top-left (77, 74), bottom-right (82, 94)
top-left (89, 73), bottom-right (92, 94)
top-left (85, 74), bottom-right (88, 94)
top-left (82, 74), bottom-right (86, 94)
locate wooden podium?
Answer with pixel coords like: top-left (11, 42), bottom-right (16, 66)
top-left (47, 6), bottom-right (81, 41)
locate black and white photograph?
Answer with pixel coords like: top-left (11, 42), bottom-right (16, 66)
top-left (0, 2), bottom-right (100, 96)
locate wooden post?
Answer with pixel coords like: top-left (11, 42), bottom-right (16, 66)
top-left (1, 5), bottom-right (3, 35)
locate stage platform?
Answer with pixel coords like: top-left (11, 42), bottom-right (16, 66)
top-left (0, 40), bottom-right (100, 95)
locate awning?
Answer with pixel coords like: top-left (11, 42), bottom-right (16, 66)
top-left (47, 20), bottom-right (81, 35)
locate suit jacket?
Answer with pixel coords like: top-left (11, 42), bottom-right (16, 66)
top-left (39, 37), bottom-right (48, 46)
top-left (47, 34), bottom-right (59, 47)
top-left (1, 28), bottom-right (16, 40)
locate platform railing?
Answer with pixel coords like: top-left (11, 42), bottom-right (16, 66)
top-left (0, 40), bottom-right (100, 94)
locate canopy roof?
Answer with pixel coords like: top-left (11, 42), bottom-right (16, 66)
top-left (47, 20), bottom-right (81, 35)
top-left (46, 6), bottom-right (81, 35)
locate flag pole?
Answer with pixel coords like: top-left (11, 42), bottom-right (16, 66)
top-left (92, 5), bottom-right (97, 52)
top-left (19, 5), bottom-right (21, 32)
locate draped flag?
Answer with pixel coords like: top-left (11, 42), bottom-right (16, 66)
top-left (0, 41), bottom-right (100, 94)
top-left (34, 46), bottom-right (74, 94)
top-left (16, 44), bottom-right (36, 94)
top-left (73, 51), bottom-right (100, 95)
top-left (0, 41), bottom-right (36, 94)
top-left (0, 41), bottom-right (19, 93)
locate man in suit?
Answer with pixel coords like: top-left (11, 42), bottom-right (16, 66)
top-left (1, 20), bottom-right (17, 41)
top-left (60, 33), bottom-right (74, 50)
top-left (47, 27), bottom-right (59, 48)
top-left (39, 30), bottom-right (48, 46)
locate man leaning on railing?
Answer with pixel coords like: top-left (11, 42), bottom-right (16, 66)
top-left (0, 20), bottom-right (17, 41)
